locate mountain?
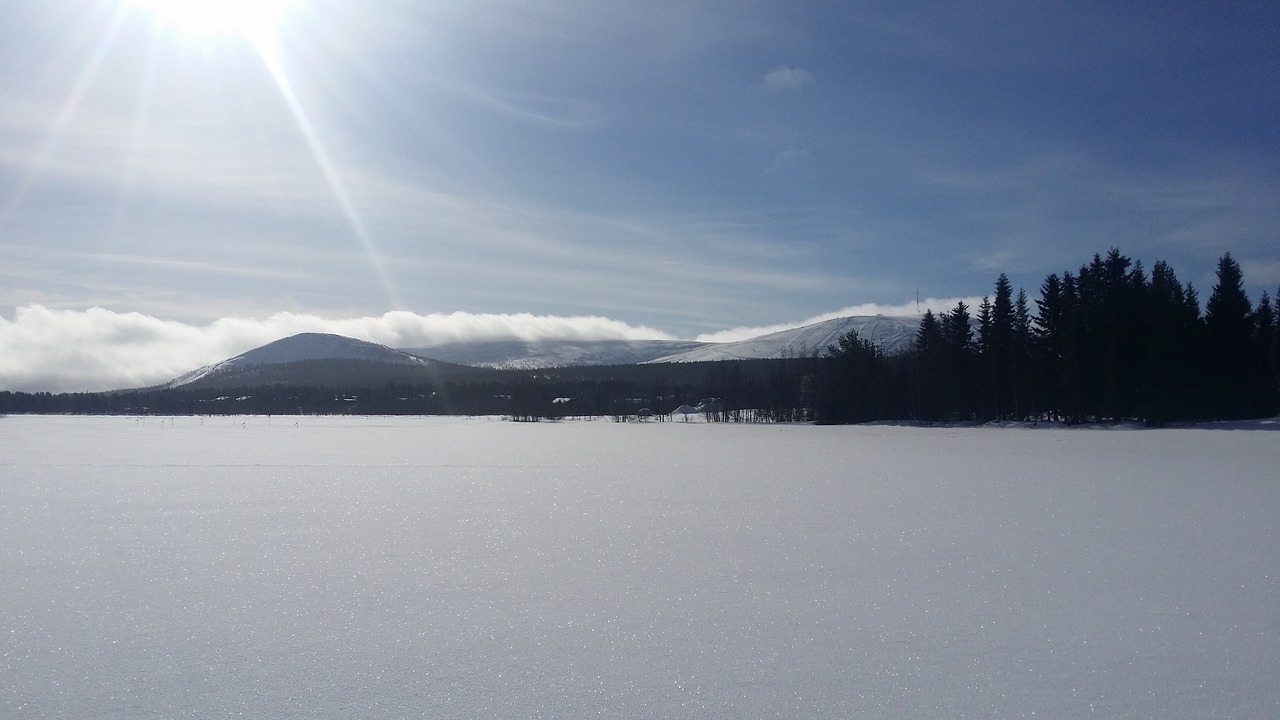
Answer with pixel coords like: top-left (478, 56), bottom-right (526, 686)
top-left (167, 333), bottom-right (440, 389)
top-left (399, 338), bottom-right (710, 369)
top-left (645, 315), bottom-right (920, 363)
top-left (162, 316), bottom-right (925, 389)
top-left (406, 316), bottom-right (923, 369)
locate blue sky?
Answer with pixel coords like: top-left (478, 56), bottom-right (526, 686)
top-left (2, 0), bottom-right (1278, 390)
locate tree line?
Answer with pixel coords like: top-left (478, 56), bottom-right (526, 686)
top-left (0, 357), bottom-right (815, 421)
top-left (816, 249), bottom-right (1278, 424)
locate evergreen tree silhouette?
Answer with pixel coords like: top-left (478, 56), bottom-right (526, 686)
top-left (1204, 253), bottom-right (1256, 418)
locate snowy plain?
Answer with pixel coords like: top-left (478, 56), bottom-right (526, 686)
top-left (1, 415), bottom-right (1276, 718)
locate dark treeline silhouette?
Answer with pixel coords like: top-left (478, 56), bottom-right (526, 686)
top-left (815, 249), bottom-right (1279, 424)
top-left (0, 358), bottom-right (818, 422)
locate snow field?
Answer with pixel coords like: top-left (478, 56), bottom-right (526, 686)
top-left (1, 416), bottom-right (1276, 718)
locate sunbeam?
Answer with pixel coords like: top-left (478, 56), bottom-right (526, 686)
top-left (2, 6), bottom-right (130, 219)
top-left (252, 35), bottom-right (402, 310)
top-left (113, 0), bottom-right (401, 309)
top-left (108, 13), bottom-right (165, 243)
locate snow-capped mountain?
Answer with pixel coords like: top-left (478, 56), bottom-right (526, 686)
top-left (168, 333), bottom-right (430, 388)
top-left (162, 316), bottom-right (925, 389)
top-left (399, 339), bottom-right (710, 369)
top-left (407, 316), bottom-right (922, 369)
top-left (645, 315), bottom-right (920, 364)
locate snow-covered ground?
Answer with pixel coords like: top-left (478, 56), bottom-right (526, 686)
top-left (2, 416), bottom-right (1276, 718)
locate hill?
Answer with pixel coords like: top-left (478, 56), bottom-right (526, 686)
top-left (167, 333), bottom-right (466, 390)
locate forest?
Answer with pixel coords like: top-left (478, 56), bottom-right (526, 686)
top-left (2, 249), bottom-right (1276, 425)
top-left (815, 249), bottom-right (1278, 424)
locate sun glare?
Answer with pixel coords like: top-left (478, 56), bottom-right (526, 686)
top-left (135, 0), bottom-right (297, 39)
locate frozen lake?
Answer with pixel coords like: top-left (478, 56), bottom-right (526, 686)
top-left (2, 415), bottom-right (1277, 718)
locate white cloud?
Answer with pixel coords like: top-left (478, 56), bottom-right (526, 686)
top-left (973, 251), bottom-right (1015, 271)
top-left (0, 300), bottom-right (1004, 393)
top-left (695, 297), bottom-right (985, 342)
top-left (0, 306), bottom-right (674, 393)
top-left (1240, 257), bottom-right (1280, 292)
top-left (763, 65), bottom-right (813, 90)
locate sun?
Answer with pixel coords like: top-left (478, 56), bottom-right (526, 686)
top-left (134, 0), bottom-right (297, 39)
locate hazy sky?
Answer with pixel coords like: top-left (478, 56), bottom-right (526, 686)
top-left (2, 1), bottom-right (1278, 391)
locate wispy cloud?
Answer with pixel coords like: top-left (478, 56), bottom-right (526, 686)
top-left (762, 65), bottom-right (813, 91)
top-left (695, 297), bottom-right (984, 342)
top-left (1239, 258), bottom-right (1280, 291)
top-left (0, 305), bottom-right (675, 393)
top-left (440, 81), bottom-right (609, 130)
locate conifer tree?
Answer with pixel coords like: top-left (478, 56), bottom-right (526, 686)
top-left (915, 309), bottom-right (943, 353)
top-left (1032, 273), bottom-right (1068, 420)
top-left (941, 301), bottom-right (974, 353)
top-left (976, 296), bottom-right (994, 355)
top-left (939, 301), bottom-right (975, 419)
top-left (1142, 261), bottom-right (1199, 421)
top-left (976, 275), bottom-right (1017, 418)
top-left (1250, 291), bottom-right (1277, 415)
top-left (1204, 253), bottom-right (1256, 418)
top-left (975, 296), bottom-right (997, 418)
top-left (1206, 253), bottom-right (1252, 336)
top-left (1073, 249), bottom-right (1145, 420)
top-left (815, 329), bottom-right (886, 423)
top-left (1012, 288), bottom-right (1032, 419)
top-left (913, 310), bottom-right (945, 420)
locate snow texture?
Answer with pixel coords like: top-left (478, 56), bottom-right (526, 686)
top-left (1, 416), bottom-right (1276, 718)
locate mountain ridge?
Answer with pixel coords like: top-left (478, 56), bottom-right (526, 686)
top-left (163, 316), bottom-right (923, 388)
top-left (399, 338), bottom-right (709, 369)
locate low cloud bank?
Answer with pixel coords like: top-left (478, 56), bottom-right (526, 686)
top-left (0, 306), bottom-right (674, 393)
top-left (1, 299), bottom-right (982, 393)
top-left (695, 298), bottom-right (983, 343)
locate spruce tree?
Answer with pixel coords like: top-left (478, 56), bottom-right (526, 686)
top-left (1250, 292), bottom-right (1277, 415)
top-left (975, 275), bottom-right (1017, 419)
top-left (913, 310), bottom-right (945, 420)
top-left (816, 329), bottom-right (886, 423)
top-left (1058, 271), bottom-right (1084, 421)
top-left (1142, 261), bottom-right (1199, 421)
top-left (942, 301), bottom-right (974, 353)
top-left (915, 309), bottom-right (943, 354)
top-left (1204, 253), bottom-right (1255, 418)
top-left (1012, 288), bottom-right (1032, 419)
top-left (976, 296), bottom-right (997, 419)
top-left (1205, 253), bottom-right (1251, 337)
top-left (940, 301), bottom-right (975, 419)
top-left (1033, 273), bottom-right (1068, 420)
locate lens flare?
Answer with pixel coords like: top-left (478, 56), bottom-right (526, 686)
top-left (133, 0), bottom-right (298, 37)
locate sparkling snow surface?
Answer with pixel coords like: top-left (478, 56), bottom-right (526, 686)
top-left (2, 416), bottom-right (1276, 718)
